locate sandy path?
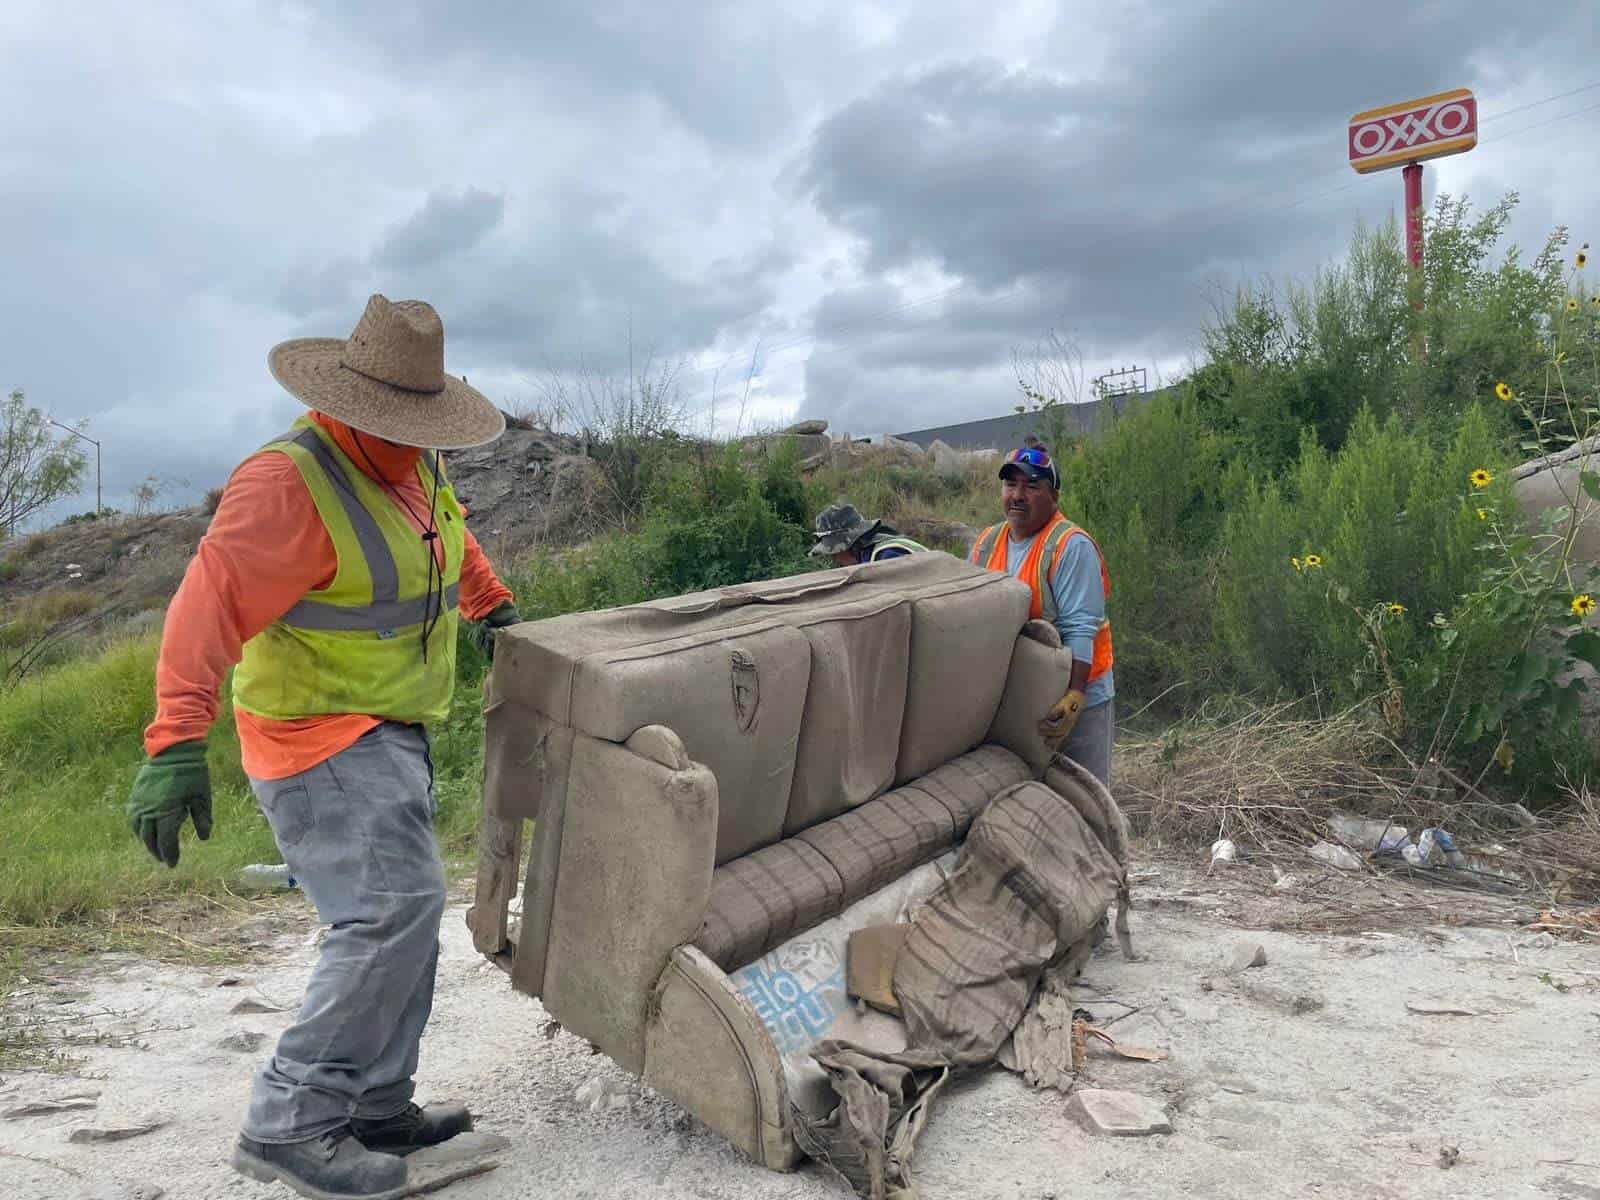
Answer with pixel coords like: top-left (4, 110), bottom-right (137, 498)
top-left (3, 870), bottom-right (1597, 1200)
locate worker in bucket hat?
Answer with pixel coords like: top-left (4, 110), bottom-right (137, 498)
top-left (127, 296), bottom-right (520, 1199)
top-left (809, 501), bottom-right (927, 566)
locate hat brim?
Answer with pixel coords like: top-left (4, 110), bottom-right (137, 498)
top-left (268, 338), bottom-right (506, 450)
top-left (810, 518), bottom-right (881, 556)
top-left (999, 462), bottom-right (1057, 487)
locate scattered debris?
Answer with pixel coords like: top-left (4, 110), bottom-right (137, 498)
top-left (1309, 840), bottom-right (1363, 871)
top-left (86, 1183), bottom-right (165, 1200)
top-left (1405, 1002), bottom-right (1479, 1017)
top-left (539, 1020), bottom-right (562, 1041)
top-left (215, 977), bottom-right (242, 988)
top-left (1526, 908), bottom-right (1600, 941)
top-left (1227, 944), bottom-right (1268, 973)
top-left (1209, 839), bottom-right (1237, 868)
top-left (69, 1118), bottom-right (168, 1144)
top-left (1329, 814), bottom-right (1409, 853)
top-left (1066, 1089), bottom-right (1173, 1137)
top-left (575, 1075), bottom-right (631, 1112)
top-left (3, 1093), bottom-right (99, 1119)
top-left (1438, 1144), bottom-right (1461, 1169)
top-left (217, 1031), bottom-right (266, 1053)
top-left (229, 998), bottom-right (287, 1015)
top-left (397, 1131), bottom-right (508, 1195)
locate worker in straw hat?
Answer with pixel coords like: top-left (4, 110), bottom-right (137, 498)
top-left (809, 501), bottom-right (926, 566)
top-left (126, 296), bottom-right (522, 1199)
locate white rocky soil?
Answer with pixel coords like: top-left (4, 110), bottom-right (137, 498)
top-left (3, 862), bottom-right (1597, 1200)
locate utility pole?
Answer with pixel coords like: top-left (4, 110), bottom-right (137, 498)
top-left (46, 417), bottom-right (101, 516)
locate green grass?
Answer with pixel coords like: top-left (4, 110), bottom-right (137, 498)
top-left (0, 634), bottom-right (275, 925)
top-left (0, 629), bottom-right (493, 932)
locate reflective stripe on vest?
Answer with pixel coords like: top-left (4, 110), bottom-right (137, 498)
top-left (868, 535), bottom-right (927, 561)
top-left (970, 513), bottom-right (1114, 683)
top-left (231, 417), bottom-right (466, 725)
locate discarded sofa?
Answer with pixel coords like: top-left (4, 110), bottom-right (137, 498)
top-left (467, 552), bottom-right (1075, 1167)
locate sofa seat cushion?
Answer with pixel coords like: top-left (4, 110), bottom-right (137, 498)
top-left (695, 840), bottom-right (844, 972)
top-left (898, 744), bottom-right (1032, 835)
top-left (693, 745), bottom-right (1031, 972)
top-left (795, 787), bottom-right (954, 909)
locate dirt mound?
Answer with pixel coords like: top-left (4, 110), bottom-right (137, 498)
top-left (0, 426), bottom-right (602, 659)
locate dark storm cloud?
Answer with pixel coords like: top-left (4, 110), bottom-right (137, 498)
top-left (372, 189), bottom-right (506, 270)
top-left (3, 0), bottom-right (1595, 520)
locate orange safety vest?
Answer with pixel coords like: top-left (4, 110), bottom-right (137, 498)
top-left (970, 512), bottom-right (1114, 683)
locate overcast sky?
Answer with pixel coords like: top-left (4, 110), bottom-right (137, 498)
top-left (5, 1), bottom-right (1598, 516)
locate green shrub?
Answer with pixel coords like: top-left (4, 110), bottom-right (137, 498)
top-left (1216, 407), bottom-right (1504, 702)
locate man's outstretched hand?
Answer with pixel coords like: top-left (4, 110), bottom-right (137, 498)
top-left (127, 740), bottom-right (213, 868)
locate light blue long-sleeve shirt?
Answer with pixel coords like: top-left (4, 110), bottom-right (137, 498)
top-left (1005, 527), bottom-right (1115, 708)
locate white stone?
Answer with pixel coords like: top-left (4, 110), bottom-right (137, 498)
top-left (1067, 1089), bottom-right (1173, 1137)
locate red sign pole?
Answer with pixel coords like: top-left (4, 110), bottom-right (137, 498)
top-left (1402, 162), bottom-right (1423, 271)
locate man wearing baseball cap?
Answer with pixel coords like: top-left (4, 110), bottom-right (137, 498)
top-left (969, 439), bottom-right (1115, 785)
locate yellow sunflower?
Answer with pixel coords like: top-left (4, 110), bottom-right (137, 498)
top-left (1494, 740), bottom-right (1515, 772)
top-left (1573, 594), bottom-right (1596, 618)
top-left (1567, 298), bottom-right (1581, 313)
top-left (1469, 469), bottom-right (1493, 489)
top-left (1591, 295), bottom-right (1600, 308)
top-left (1290, 556), bottom-right (1302, 571)
top-left (1494, 381), bottom-right (1513, 402)
top-left (1387, 603), bottom-right (1406, 616)
top-left (1579, 248), bottom-right (1590, 269)
top-left (1476, 508), bottom-right (1488, 521)
top-left (1304, 553), bottom-right (1324, 569)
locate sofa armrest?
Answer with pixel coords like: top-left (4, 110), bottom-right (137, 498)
top-left (985, 627), bottom-right (1074, 776)
top-left (536, 725), bottom-right (718, 1074)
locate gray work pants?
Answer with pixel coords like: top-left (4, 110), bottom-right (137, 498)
top-left (244, 721), bottom-right (446, 1143)
top-left (1061, 698), bottom-right (1115, 790)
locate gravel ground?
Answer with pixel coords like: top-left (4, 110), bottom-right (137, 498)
top-left (3, 865), bottom-right (1598, 1200)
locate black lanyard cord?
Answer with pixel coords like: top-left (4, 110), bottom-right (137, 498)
top-left (351, 432), bottom-right (446, 663)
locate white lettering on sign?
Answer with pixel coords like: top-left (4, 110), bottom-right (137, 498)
top-left (1347, 89), bottom-right (1477, 172)
top-left (1352, 100), bottom-right (1471, 159)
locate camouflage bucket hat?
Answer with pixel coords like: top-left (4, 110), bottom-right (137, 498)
top-left (810, 502), bottom-right (881, 556)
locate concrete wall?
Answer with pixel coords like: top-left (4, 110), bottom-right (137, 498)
top-left (892, 387), bottom-right (1163, 451)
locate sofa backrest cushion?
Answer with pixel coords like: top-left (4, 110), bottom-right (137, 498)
top-left (890, 571), bottom-right (1032, 784)
top-left (782, 593), bottom-right (912, 836)
top-left (497, 616), bottom-right (812, 864)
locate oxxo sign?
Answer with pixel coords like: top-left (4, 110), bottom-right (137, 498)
top-left (1348, 88), bottom-right (1478, 174)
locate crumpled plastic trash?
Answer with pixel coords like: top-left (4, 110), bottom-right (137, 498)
top-left (1308, 840), bottom-right (1363, 871)
top-left (575, 1074), bottom-right (631, 1113)
top-left (1209, 838), bottom-right (1237, 867)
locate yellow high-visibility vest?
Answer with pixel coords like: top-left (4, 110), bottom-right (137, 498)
top-left (232, 416), bottom-right (465, 725)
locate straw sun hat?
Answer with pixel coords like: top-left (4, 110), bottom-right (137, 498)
top-left (268, 294), bottom-right (506, 450)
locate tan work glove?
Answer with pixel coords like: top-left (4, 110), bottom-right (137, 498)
top-left (1039, 689), bottom-right (1086, 748)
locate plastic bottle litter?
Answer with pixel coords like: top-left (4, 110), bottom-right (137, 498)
top-left (1209, 838), bottom-right (1238, 867)
top-left (238, 863), bottom-right (297, 890)
top-left (1328, 814), bottom-right (1410, 854)
top-left (1308, 840), bottom-right (1363, 871)
top-left (1402, 828), bottom-right (1469, 870)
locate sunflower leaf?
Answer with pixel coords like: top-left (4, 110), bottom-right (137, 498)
top-left (1567, 629), bottom-right (1600, 671)
top-left (1581, 470), bottom-right (1600, 505)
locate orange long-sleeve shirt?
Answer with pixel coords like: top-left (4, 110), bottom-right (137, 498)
top-left (144, 411), bottom-right (513, 780)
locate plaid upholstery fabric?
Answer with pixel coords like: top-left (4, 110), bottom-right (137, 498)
top-left (796, 788), bottom-right (954, 908)
top-left (898, 745), bottom-right (1030, 834)
top-left (694, 839), bottom-right (843, 971)
top-left (692, 745), bottom-right (1031, 972)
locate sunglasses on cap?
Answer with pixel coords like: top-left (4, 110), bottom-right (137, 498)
top-left (1000, 445), bottom-right (1060, 489)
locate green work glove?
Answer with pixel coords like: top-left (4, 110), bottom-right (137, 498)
top-left (470, 601), bottom-right (522, 662)
top-left (126, 741), bottom-right (213, 869)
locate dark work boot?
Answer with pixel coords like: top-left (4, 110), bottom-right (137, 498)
top-left (232, 1126), bottom-right (407, 1199)
top-left (351, 1102), bottom-right (473, 1156)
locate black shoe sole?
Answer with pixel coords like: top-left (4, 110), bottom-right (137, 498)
top-left (231, 1143), bottom-right (410, 1200)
